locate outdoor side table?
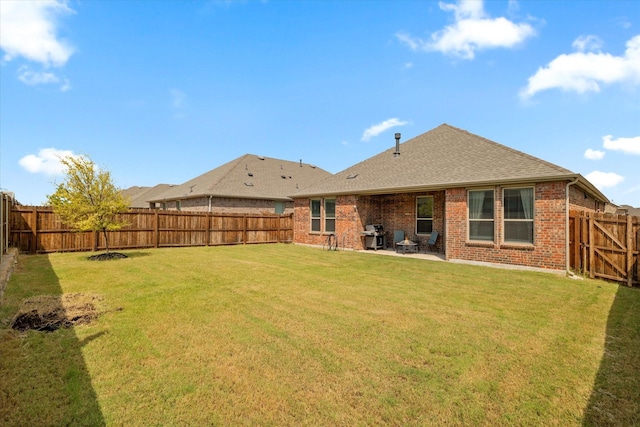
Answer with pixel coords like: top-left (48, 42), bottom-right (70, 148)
top-left (396, 240), bottom-right (418, 254)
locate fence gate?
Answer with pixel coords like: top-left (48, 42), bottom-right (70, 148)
top-left (570, 211), bottom-right (639, 286)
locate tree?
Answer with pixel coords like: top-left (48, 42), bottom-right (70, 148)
top-left (47, 155), bottom-right (129, 256)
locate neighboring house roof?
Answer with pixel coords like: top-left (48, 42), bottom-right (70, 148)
top-left (122, 184), bottom-right (175, 208)
top-left (148, 154), bottom-right (332, 203)
top-left (617, 205), bottom-right (640, 216)
top-left (293, 123), bottom-right (609, 202)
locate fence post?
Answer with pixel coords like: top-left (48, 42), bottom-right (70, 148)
top-left (588, 214), bottom-right (595, 279)
top-left (627, 214), bottom-right (633, 287)
top-left (243, 215), bottom-right (247, 244)
top-left (206, 212), bottom-right (211, 246)
top-left (277, 215), bottom-right (281, 243)
top-left (572, 213), bottom-right (580, 271)
top-left (154, 210), bottom-right (159, 249)
top-left (29, 206), bottom-right (38, 254)
top-left (0, 194), bottom-right (4, 263)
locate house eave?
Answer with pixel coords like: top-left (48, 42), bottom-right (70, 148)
top-left (147, 193), bottom-right (293, 203)
top-left (292, 174), bottom-right (610, 203)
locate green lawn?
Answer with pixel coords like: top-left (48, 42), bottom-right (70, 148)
top-left (1, 244), bottom-right (638, 426)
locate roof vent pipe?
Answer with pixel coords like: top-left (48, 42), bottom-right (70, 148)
top-left (394, 133), bottom-right (401, 157)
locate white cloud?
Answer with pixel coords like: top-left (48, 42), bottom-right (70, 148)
top-left (361, 118), bottom-right (409, 142)
top-left (19, 148), bottom-right (78, 175)
top-left (584, 148), bottom-right (605, 160)
top-left (603, 134), bottom-right (640, 155)
top-left (0, 0), bottom-right (75, 67)
top-left (585, 171), bottom-right (625, 190)
top-left (396, 0), bottom-right (536, 60)
top-left (572, 35), bottom-right (603, 53)
top-left (17, 66), bottom-right (70, 91)
top-left (520, 34), bottom-right (640, 99)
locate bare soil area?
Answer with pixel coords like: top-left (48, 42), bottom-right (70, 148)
top-left (11, 293), bottom-right (107, 332)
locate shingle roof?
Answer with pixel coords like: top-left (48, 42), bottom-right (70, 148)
top-left (148, 154), bottom-right (332, 202)
top-left (122, 184), bottom-right (175, 208)
top-left (293, 124), bottom-right (608, 201)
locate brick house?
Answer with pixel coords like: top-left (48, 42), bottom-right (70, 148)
top-left (121, 184), bottom-right (175, 208)
top-left (292, 124), bottom-right (609, 272)
top-left (146, 154), bottom-right (332, 215)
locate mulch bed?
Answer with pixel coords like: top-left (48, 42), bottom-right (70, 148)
top-left (88, 252), bottom-right (128, 261)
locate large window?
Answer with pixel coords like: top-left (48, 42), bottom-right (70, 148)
top-left (275, 202), bottom-right (285, 214)
top-left (468, 190), bottom-right (494, 241)
top-left (416, 196), bottom-right (433, 234)
top-left (503, 187), bottom-right (534, 244)
top-left (324, 198), bottom-right (336, 233)
top-left (310, 199), bottom-right (321, 232)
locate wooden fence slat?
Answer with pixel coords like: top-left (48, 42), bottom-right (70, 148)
top-left (569, 210), bottom-right (639, 285)
top-left (594, 248), bottom-right (627, 277)
top-left (588, 216), bottom-right (595, 279)
top-left (593, 220), bottom-right (626, 250)
top-left (627, 214), bottom-right (633, 287)
top-left (9, 207), bottom-right (293, 254)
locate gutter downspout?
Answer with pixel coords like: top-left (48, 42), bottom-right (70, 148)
top-left (566, 177), bottom-right (580, 276)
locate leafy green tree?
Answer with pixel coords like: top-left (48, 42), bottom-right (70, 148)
top-left (47, 155), bottom-right (129, 254)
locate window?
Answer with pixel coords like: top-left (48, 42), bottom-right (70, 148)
top-left (310, 199), bottom-right (321, 232)
top-left (468, 190), bottom-right (494, 241)
top-left (503, 187), bottom-right (534, 244)
top-left (416, 196), bottom-right (433, 234)
top-left (275, 202), bottom-right (285, 215)
top-left (324, 198), bottom-right (336, 233)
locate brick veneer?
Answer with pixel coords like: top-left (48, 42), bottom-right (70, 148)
top-left (294, 181), bottom-right (600, 271)
top-left (445, 181), bottom-right (586, 271)
top-left (294, 192), bottom-right (445, 251)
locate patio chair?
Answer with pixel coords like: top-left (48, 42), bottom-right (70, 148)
top-left (426, 231), bottom-right (439, 252)
top-left (393, 230), bottom-right (405, 251)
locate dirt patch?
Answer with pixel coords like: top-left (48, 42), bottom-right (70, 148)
top-left (88, 252), bottom-right (128, 261)
top-left (11, 293), bottom-right (107, 332)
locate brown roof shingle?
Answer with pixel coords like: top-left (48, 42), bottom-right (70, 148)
top-left (122, 184), bottom-right (176, 208)
top-left (293, 124), bottom-right (607, 201)
top-left (148, 154), bottom-right (332, 202)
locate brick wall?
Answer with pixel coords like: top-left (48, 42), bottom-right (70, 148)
top-left (445, 181), bottom-right (571, 271)
top-left (161, 196), bottom-right (293, 215)
top-left (294, 195), bottom-right (364, 248)
top-left (569, 186), bottom-right (605, 212)
top-left (294, 192), bottom-right (445, 251)
top-left (293, 182), bottom-right (603, 271)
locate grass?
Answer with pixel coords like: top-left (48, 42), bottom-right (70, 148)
top-left (0, 244), bottom-right (638, 426)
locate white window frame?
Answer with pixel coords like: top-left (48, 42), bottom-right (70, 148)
top-left (467, 189), bottom-right (495, 242)
top-left (324, 198), bottom-right (336, 233)
top-left (502, 186), bottom-right (535, 245)
top-left (310, 199), bottom-right (321, 233)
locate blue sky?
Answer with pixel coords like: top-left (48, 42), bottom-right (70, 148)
top-left (1, 0), bottom-right (639, 207)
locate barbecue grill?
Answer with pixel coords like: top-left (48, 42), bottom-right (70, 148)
top-left (362, 224), bottom-right (385, 250)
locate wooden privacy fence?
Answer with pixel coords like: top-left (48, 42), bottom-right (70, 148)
top-left (0, 193), bottom-right (13, 262)
top-left (10, 207), bottom-right (293, 254)
top-left (569, 210), bottom-right (639, 286)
